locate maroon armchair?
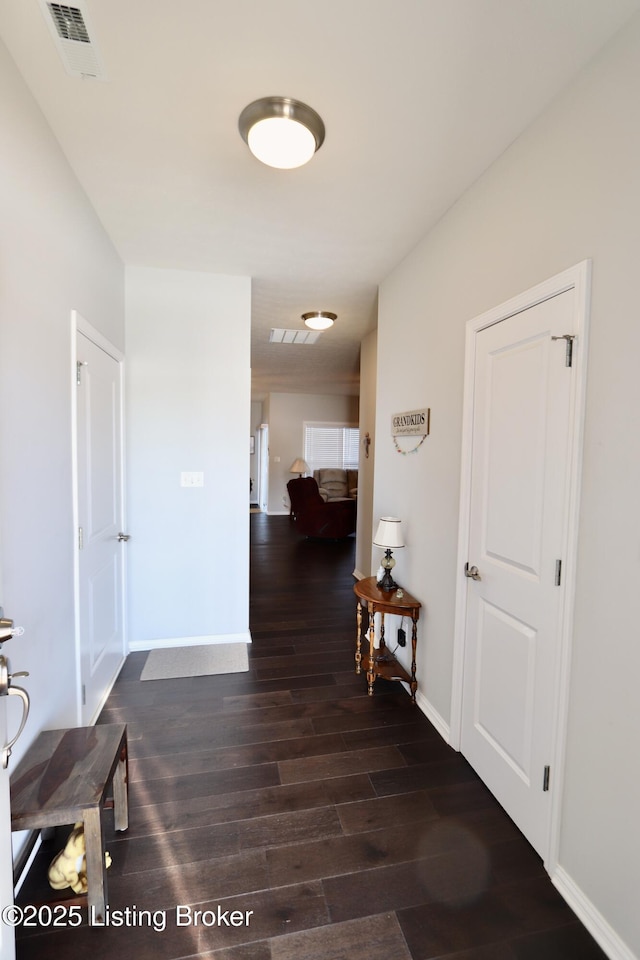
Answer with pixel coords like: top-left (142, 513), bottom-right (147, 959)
top-left (287, 477), bottom-right (356, 539)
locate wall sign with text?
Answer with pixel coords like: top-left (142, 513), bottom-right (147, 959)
top-left (391, 407), bottom-right (430, 455)
top-left (391, 408), bottom-right (430, 437)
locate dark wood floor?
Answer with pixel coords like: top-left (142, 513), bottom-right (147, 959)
top-left (16, 514), bottom-right (607, 959)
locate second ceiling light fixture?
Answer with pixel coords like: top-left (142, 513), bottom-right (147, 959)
top-left (302, 311), bottom-right (336, 331)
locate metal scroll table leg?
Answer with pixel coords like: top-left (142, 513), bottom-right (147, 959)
top-left (410, 615), bottom-right (418, 704)
top-left (367, 604), bottom-right (376, 695)
top-left (355, 600), bottom-right (362, 674)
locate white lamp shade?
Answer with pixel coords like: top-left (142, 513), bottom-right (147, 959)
top-left (302, 311), bottom-right (336, 330)
top-left (373, 517), bottom-right (404, 549)
top-left (290, 458), bottom-right (309, 474)
top-left (248, 117), bottom-right (317, 169)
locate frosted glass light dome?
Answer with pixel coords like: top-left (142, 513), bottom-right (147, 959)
top-left (248, 117), bottom-right (317, 169)
top-left (302, 311), bottom-right (337, 331)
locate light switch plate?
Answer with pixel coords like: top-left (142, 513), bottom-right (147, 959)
top-left (180, 472), bottom-right (204, 487)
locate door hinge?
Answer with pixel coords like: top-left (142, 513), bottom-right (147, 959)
top-left (82, 684), bottom-right (86, 706)
top-left (76, 360), bottom-right (87, 385)
top-left (555, 559), bottom-right (562, 586)
top-left (543, 765), bottom-right (551, 792)
top-left (78, 526), bottom-right (84, 550)
top-left (551, 334), bottom-right (575, 367)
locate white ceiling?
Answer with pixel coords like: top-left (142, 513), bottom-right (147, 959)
top-left (2, 0), bottom-right (638, 397)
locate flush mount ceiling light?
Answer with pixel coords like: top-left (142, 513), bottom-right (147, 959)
top-left (302, 311), bottom-right (337, 331)
top-left (238, 97), bottom-right (325, 169)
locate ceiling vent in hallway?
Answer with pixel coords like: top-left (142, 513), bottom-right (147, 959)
top-left (39, 1), bottom-right (107, 79)
top-left (269, 329), bottom-right (322, 345)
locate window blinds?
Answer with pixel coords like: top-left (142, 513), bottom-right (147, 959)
top-left (304, 423), bottom-right (359, 472)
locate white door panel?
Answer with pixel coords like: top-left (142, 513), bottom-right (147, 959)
top-left (0, 695), bottom-right (14, 960)
top-left (0, 600), bottom-right (16, 960)
top-left (461, 290), bottom-right (575, 858)
top-left (76, 329), bottom-right (125, 724)
top-left (474, 600), bottom-right (537, 783)
top-left (481, 334), bottom-right (548, 574)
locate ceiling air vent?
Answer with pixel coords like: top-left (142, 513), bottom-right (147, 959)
top-left (49, 3), bottom-right (89, 41)
top-left (269, 329), bottom-right (321, 345)
top-left (39, 1), bottom-right (107, 80)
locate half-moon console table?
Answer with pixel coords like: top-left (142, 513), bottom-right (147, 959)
top-left (353, 577), bottom-right (421, 703)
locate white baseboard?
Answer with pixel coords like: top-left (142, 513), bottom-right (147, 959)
top-left (415, 689), bottom-right (451, 743)
top-left (86, 653), bottom-right (126, 724)
top-left (552, 866), bottom-right (637, 960)
top-left (267, 509), bottom-right (290, 516)
top-left (352, 568), bottom-right (366, 581)
top-left (129, 631), bottom-right (252, 652)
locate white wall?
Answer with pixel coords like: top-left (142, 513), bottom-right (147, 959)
top-left (0, 39), bottom-right (124, 870)
top-left (0, 39), bottom-right (124, 737)
top-left (354, 330), bottom-right (377, 579)
top-left (376, 16), bottom-right (640, 958)
top-left (265, 392), bottom-right (359, 515)
top-left (126, 267), bottom-right (251, 648)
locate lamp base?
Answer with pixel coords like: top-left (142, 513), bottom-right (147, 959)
top-left (376, 569), bottom-right (398, 593)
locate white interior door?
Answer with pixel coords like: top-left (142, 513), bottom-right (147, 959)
top-left (259, 425), bottom-right (269, 513)
top-left (250, 432), bottom-right (259, 505)
top-left (0, 674), bottom-right (15, 960)
top-left (460, 284), bottom-right (583, 859)
top-left (0, 552), bottom-right (16, 959)
top-left (76, 327), bottom-right (126, 724)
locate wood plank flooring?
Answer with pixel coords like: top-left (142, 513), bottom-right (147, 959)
top-left (15, 513), bottom-right (607, 959)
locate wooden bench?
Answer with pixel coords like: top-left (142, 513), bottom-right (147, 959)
top-left (10, 723), bottom-right (128, 923)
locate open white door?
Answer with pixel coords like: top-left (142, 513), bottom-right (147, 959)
top-left (453, 263), bottom-right (589, 864)
top-left (0, 498), bottom-right (13, 958)
top-left (75, 320), bottom-right (126, 724)
top-left (0, 554), bottom-right (29, 959)
top-left (0, 641), bottom-right (16, 960)
top-left (259, 424), bottom-right (269, 513)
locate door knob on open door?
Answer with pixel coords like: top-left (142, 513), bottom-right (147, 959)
top-left (0, 606), bottom-right (14, 642)
top-left (0, 654), bottom-right (30, 769)
top-left (464, 563), bottom-right (482, 581)
top-left (117, 532), bottom-right (131, 542)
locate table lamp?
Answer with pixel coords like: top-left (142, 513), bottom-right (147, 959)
top-left (290, 458), bottom-right (309, 477)
top-left (373, 517), bottom-right (404, 592)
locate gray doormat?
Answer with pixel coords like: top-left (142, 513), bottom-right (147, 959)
top-left (140, 643), bottom-right (249, 681)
